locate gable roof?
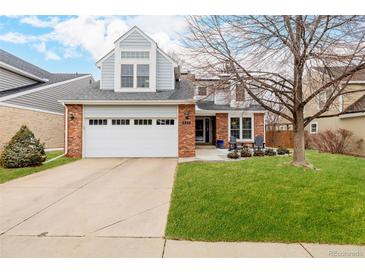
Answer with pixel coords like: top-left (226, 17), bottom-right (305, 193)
top-left (341, 94), bottom-right (365, 114)
top-left (96, 26), bottom-right (177, 67)
top-left (314, 66), bottom-right (365, 82)
top-left (0, 49), bottom-right (91, 100)
top-left (0, 49), bottom-right (51, 81)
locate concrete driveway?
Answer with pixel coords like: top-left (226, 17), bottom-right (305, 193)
top-left (0, 158), bottom-right (177, 257)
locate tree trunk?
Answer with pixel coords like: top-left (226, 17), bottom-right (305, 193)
top-left (292, 109), bottom-right (309, 167)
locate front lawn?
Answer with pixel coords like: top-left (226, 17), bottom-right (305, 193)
top-left (0, 151), bottom-right (78, 184)
top-left (166, 151), bottom-right (365, 245)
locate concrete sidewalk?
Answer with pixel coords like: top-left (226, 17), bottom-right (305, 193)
top-left (1, 236), bottom-right (365, 257)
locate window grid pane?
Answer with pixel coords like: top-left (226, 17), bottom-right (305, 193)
top-left (242, 118), bottom-right (252, 139)
top-left (230, 118), bottom-right (240, 139)
top-left (137, 64), bottom-right (149, 88)
top-left (121, 51), bottom-right (149, 59)
top-left (121, 64), bottom-right (134, 88)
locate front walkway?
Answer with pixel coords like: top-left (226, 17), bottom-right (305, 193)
top-left (179, 146), bottom-right (233, 162)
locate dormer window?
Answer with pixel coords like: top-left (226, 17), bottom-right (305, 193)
top-left (121, 51), bottom-right (149, 59)
top-left (121, 64), bottom-right (134, 88)
top-left (137, 64), bottom-right (150, 88)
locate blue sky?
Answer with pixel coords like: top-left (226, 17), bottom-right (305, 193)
top-left (0, 16), bottom-right (186, 79)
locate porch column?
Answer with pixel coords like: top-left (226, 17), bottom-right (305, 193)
top-left (178, 104), bottom-right (196, 157)
top-left (216, 113), bottom-right (228, 148)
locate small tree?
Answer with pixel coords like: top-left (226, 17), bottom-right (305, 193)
top-left (0, 125), bottom-right (46, 168)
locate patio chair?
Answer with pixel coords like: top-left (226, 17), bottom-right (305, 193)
top-left (228, 136), bottom-right (238, 151)
top-left (252, 135), bottom-right (265, 151)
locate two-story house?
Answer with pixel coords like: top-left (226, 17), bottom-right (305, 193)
top-left (61, 26), bottom-right (266, 158)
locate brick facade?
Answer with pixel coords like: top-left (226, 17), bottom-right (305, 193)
top-left (216, 113), bottom-right (229, 148)
top-left (0, 106), bottom-right (64, 151)
top-left (178, 104), bottom-right (196, 157)
top-left (65, 104), bottom-right (83, 158)
top-left (254, 113), bottom-right (265, 139)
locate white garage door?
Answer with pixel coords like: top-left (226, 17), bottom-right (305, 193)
top-left (83, 105), bottom-right (178, 157)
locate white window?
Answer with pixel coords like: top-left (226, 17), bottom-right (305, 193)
top-left (310, 122), bottom-right (318, 134)
top-left (230, 116), bottom-right (253, 140)
top-left (121, 51), bottom-right (150, 59)
top-left (242, 117), bottom-right (252, 139)
top-left (230, 117), bottom-right (240, 139)
top-left (197, 86), bottom-right (207, 96)
top-left (121, 64), bottom-right (150, 89)
top-left (121, 64), bottom-right (134, 88)
top-left (137, 64), bottom-right (150, 88)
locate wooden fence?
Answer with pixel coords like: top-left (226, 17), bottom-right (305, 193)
top-left (265, 130), bottom-right (294, 148)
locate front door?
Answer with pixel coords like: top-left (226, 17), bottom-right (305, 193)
top-left (196, 117), bottom-right (211, 144)
top-left (195, 119), bottom-right (205, 143)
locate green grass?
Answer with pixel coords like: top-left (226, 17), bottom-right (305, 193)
top-left (166, 151), bottom-right (365, 245)
top-left (0, 151), bottom-right (78, 184)
top-left (45, 150), bottom-right (64, 160)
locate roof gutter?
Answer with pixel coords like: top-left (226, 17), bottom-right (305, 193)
top-left (58, 99), bottom-right (196, 105)
top-left (339, 111), bottom-right (365, 119)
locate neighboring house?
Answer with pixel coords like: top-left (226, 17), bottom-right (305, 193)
top-left (60, 26), bottom-right (266, 158)
top-left (0, 49), bottom-right (93, 150)
top-left (306, 70), bottom-right (365, 156)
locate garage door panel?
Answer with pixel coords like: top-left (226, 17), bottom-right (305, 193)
top-left (84, 118), bottom-right (178, 158)
top-left (84, 105), bottom-right (177, 118)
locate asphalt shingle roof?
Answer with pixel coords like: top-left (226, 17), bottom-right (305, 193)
top-left (0, 49), bottom-right (90, 98)
top-left (342, 94), bottom-right (365, 114)
top-left (61, 78), bottom-right (195, 101)
top-left (196, 101), bottom-right (265, 111)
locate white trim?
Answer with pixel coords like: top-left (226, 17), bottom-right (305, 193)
top-left (228, 112), bottom-right (255, 143)
top-left (0, 61), bottom-right (48, 82)
top-left (346, 80), bottom-right (365, 84)
top-left (82, 105), bottom-right (85, 158)
top-left (58, 99), bottom-right (195, 105)
top-left (339, 112), bottom-right (365, 119)
top-left (309, 121), bottom-right (318, 134)
top-left (0, 102), bottom-right (63, 116)
top-left (0, 74), bottom-right (92, 102)
top-left (96, 49), bottom-right (114, 68)
top-left (114, 26), bottom-right (157, 46)
top-left (64, 103), bottom-right (68, 155)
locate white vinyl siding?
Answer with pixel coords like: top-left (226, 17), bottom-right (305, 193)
top-left (0, 67), bottom-right (37, 92)
top-left (4, 76), bottom-right (92, 114)
top-left (100, 53), bottom-right (114, 90)
top-left (156, 51), bottom-right (174, 90)
top-left (120, 31), bottom-right (151, 49)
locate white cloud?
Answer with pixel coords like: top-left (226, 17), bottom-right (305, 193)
top-left (20, 16), bottom-right (60, 28)
top-left (33, 42), bottom-right (61, 61)
top-left (0, 32), bottom-right (36, 43)
top-left (1, 16), bottom-right (188, 63)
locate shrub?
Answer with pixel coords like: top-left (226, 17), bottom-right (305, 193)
top-left (277, 147), bottom-right (290, 155)
top-left (265, 148), bottom-right (277, 156)
top-left (308, 128), bottom-right (362, 154)
top-left (0, 125), bottom-right (46, 168)
top-left (241, 148), bottom-right (252, 157)
top-left (253, 149), bottom-right (265, 157)
top-left (227, 150), bottom-right (240, 159)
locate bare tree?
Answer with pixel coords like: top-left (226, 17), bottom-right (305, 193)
top-left (184, 15), bottom-right (365, 167)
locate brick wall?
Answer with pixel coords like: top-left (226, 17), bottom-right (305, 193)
top-left (216, 113), bottom-right (228, 148)
top-left (254, 113), bottom-right (265, 139)
top-left (178, 104), bottom-right (196, 157)
top-left (66, 104), bottom-right (83, 158)
top-left (0, 106), bottom-right (64, 151)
